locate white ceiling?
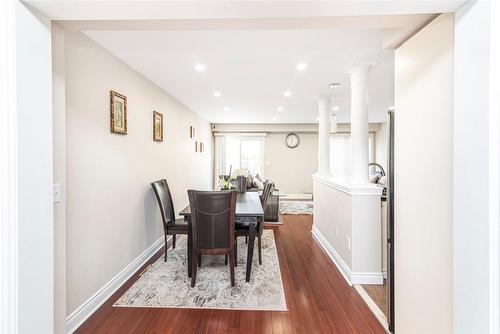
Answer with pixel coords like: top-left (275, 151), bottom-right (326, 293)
top-left (86, 28), bottom-right (395, 123)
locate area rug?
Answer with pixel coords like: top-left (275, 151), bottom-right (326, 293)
top-left (279, 201), bottom-right (313, 215)
top-left (114, 230), bottom-right (287, 311)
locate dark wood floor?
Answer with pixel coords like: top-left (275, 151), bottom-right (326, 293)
top-left (76, 215), bottom-right (385, 334)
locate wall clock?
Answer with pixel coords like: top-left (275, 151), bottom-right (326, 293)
top-left (285, 132), bottom-right (300, 148)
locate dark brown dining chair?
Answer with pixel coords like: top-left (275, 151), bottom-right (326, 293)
top-left (237, 180), bottom-right (274, 266)
top-left (151, 179), bottom-right (189, 262)
top-left (188, 190), bottom-right (237, 287)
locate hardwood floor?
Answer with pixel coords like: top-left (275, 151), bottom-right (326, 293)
top-left (362, 280), bottom-right (387, 317)
top-left (75, 215), bottom-right (385, 334)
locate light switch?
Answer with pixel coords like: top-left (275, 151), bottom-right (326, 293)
top-left (53, 183), bottom-right (61, 204)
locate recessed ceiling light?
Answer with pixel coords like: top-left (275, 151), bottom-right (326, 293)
top-left (315, 117), bottom-right (319, 121)
top-left (213, 91), bottom-right (221, 97)
top-left (224, 107), bottom-right (230, 111)
top-left (296, 62), bottom-right (308, 71)
top-left (329, 83), bottom-right (340, 89)
top-left (272, 117), bottom-right (278, 121)
top-left (277, 107), bottom-right (284, 112)
top-left (194, 64), bottom-right (206, 72)
top-left (283, 91), bottom-right (292, 97)
top-left (332, 106), bottom-right (340, 112)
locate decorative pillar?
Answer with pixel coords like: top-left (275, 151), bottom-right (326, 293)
top-left (350, 65), bottom-right (371, 184)
top-left (318, 95), bottom-right (331, 176)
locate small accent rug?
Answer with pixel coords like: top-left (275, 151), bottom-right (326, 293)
top-left (114, 230), bottom-right (287, 311)
top-left (279, 201), bottom-right (313, 215)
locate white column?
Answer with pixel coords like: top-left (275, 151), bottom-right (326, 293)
top-left (350, 65), bottom-right (371, 184)
top-left (318, 95), bottom-right (331, 176)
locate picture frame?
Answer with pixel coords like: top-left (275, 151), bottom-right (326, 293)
top-left (190, 126), bottom-right (196, 139)
top-left (195, 141), bottom-right (198, 152)
top-left (110, 90), bottom-right (127, 135)
top-left (153, 111), bottom-right (163, 142)
top-left (199, 142), bottom-right (204, 153)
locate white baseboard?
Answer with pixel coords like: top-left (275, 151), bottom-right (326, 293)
top-left (311, 225), bottom-right (383, 286)
top-left (312, 225), bottom-right (353, 285)
top-left (65, 236), bottom-right (168, 333)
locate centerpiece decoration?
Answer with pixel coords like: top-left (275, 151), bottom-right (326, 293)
top-left (217, 167), bottom-right (251, 193)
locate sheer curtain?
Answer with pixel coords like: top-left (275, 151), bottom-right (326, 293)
top-left (329, 133), bottom-right (374, 180)
top-left (213, 133), bottom-right (266, 187)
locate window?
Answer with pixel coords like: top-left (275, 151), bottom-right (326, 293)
top-left (214, 134), bottom-right (266, 183)
top-left (329, 133), bottom-right (374, 179)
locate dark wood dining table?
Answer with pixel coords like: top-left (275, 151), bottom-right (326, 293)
top-left (179, 191), bottom-right (264, 282)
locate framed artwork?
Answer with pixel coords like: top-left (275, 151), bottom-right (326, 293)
top-left (110, 90), bottom-right (127, 134)
top-left (199, 142), bottom-right (204, 153)
top-left (195, 141), bottom-right (198, 152)
top-left (190, 126), bottom-right (196, 139)
top-left (153, 111), bottom-right (163, 142)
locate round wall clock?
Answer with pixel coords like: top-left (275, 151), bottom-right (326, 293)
top-left (285, 132), bottom-right (300, 149)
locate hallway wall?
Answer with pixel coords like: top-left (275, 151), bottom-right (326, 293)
top-left (394, 13), bottom-right (454, 334)
top-left (63, 31), bottom-right (213, 315)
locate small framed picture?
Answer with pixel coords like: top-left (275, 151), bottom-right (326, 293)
top-left (195, 141), bottom-right (198, 152)
top-left (199, 142), bottom-right (204, 153)
top-left (153, 111), bottom-right (163, 142)
top-left (190, 126), bottom-right (196, 139)
top-left (110, 90), bottom-right (127, 135)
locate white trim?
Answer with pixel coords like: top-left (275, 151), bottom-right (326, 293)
top-left (489, 1), bottom-right (500, 331)
top-left (312, 174), bottom-right (383, 196)
top-left (354, 285), bottom-right (390, 333)
top-left (312, 225), bottom-right (383, 286)
top-left (65, 236), bottom-right (167, 333)
top-left (214, 132), bottom-right (267, 137)
top-left (0, 0), bottom-right (18, 332)
top-left (352, 272), bottom-right (384, 285)
top-left (312, 225), bottom-right (353, 285)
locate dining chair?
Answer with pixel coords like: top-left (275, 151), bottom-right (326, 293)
top-left (188, 190), bottom-right (237, 287)
top-left (151, 179), bottom-right (189, 262)
top-left (237, 180), bottom-right (274, 266)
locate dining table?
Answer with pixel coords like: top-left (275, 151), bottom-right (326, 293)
top-left (179, 191), bottom-right (264, 282)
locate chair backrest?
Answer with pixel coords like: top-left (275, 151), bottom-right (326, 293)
top-left (188, 190), bottom-right (237, 251)
top-left (151, 179), bottom-right (176, 230)
top-left (260, 180), bottom-right (274, 209)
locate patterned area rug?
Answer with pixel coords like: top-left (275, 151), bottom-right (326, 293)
top-left (279, 201), bottom-right (313, 215)
top-left (114, 230), bottom-right (287, 311)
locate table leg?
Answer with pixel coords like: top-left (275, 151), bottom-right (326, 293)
top-left (187, 220), bottom-right (192, 278)
top-left (246, 221), bottom-right (257, 282)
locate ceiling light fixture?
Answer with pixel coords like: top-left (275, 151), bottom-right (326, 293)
top-left (283, 91), bottom-right (292, 97)
top-left (213, 91), bottom-right (221, 97)
top-left (224, 107), bottom-right (230, 111)
top-left (272, 117), bottom-right (278, 121)
top-left (329, 83), bottom-right (340, 89)
top-left (332, 106), bottom-right (340, 112)
top-left (277, 107), bottom-right (284, 112)
top-left (195, 64), bottom-right (206, 72)
top-left (296, 62), bottom-right (308, 71)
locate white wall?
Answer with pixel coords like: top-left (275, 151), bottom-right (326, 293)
top-left (374, 122), bottom-right (388, 172)
top-left (52, 23), bottom-right (66, 334)
top-left (454, 2), bottom-right (498, 333)
top-left (63, 31), bottom-right (213, 314)
top-left (394, 14), bottom-right (454, 334)
top-left (15, 3), bottom-right (54, 333)
top-left (265, 132), bottom-right (317, 194)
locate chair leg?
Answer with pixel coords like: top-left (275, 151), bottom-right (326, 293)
top-left (164, 234), bottom-right (168, 262)
top-left (225, 255), bottom-right (228, 265)
top-left (258, 234), bottom-right (262, 265)
top-left (172, 234), bottom-right (176, 249)
top-left (191, 251), bottom-right (198, 287)
top-left (229, 251), bottom-right (235, 287)
top-left (245, 235), bottom-right (248, 244)
top-left (198, 255), bottom-right (202, 268)
top-left (234, 238), bottom-right (238, 267)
